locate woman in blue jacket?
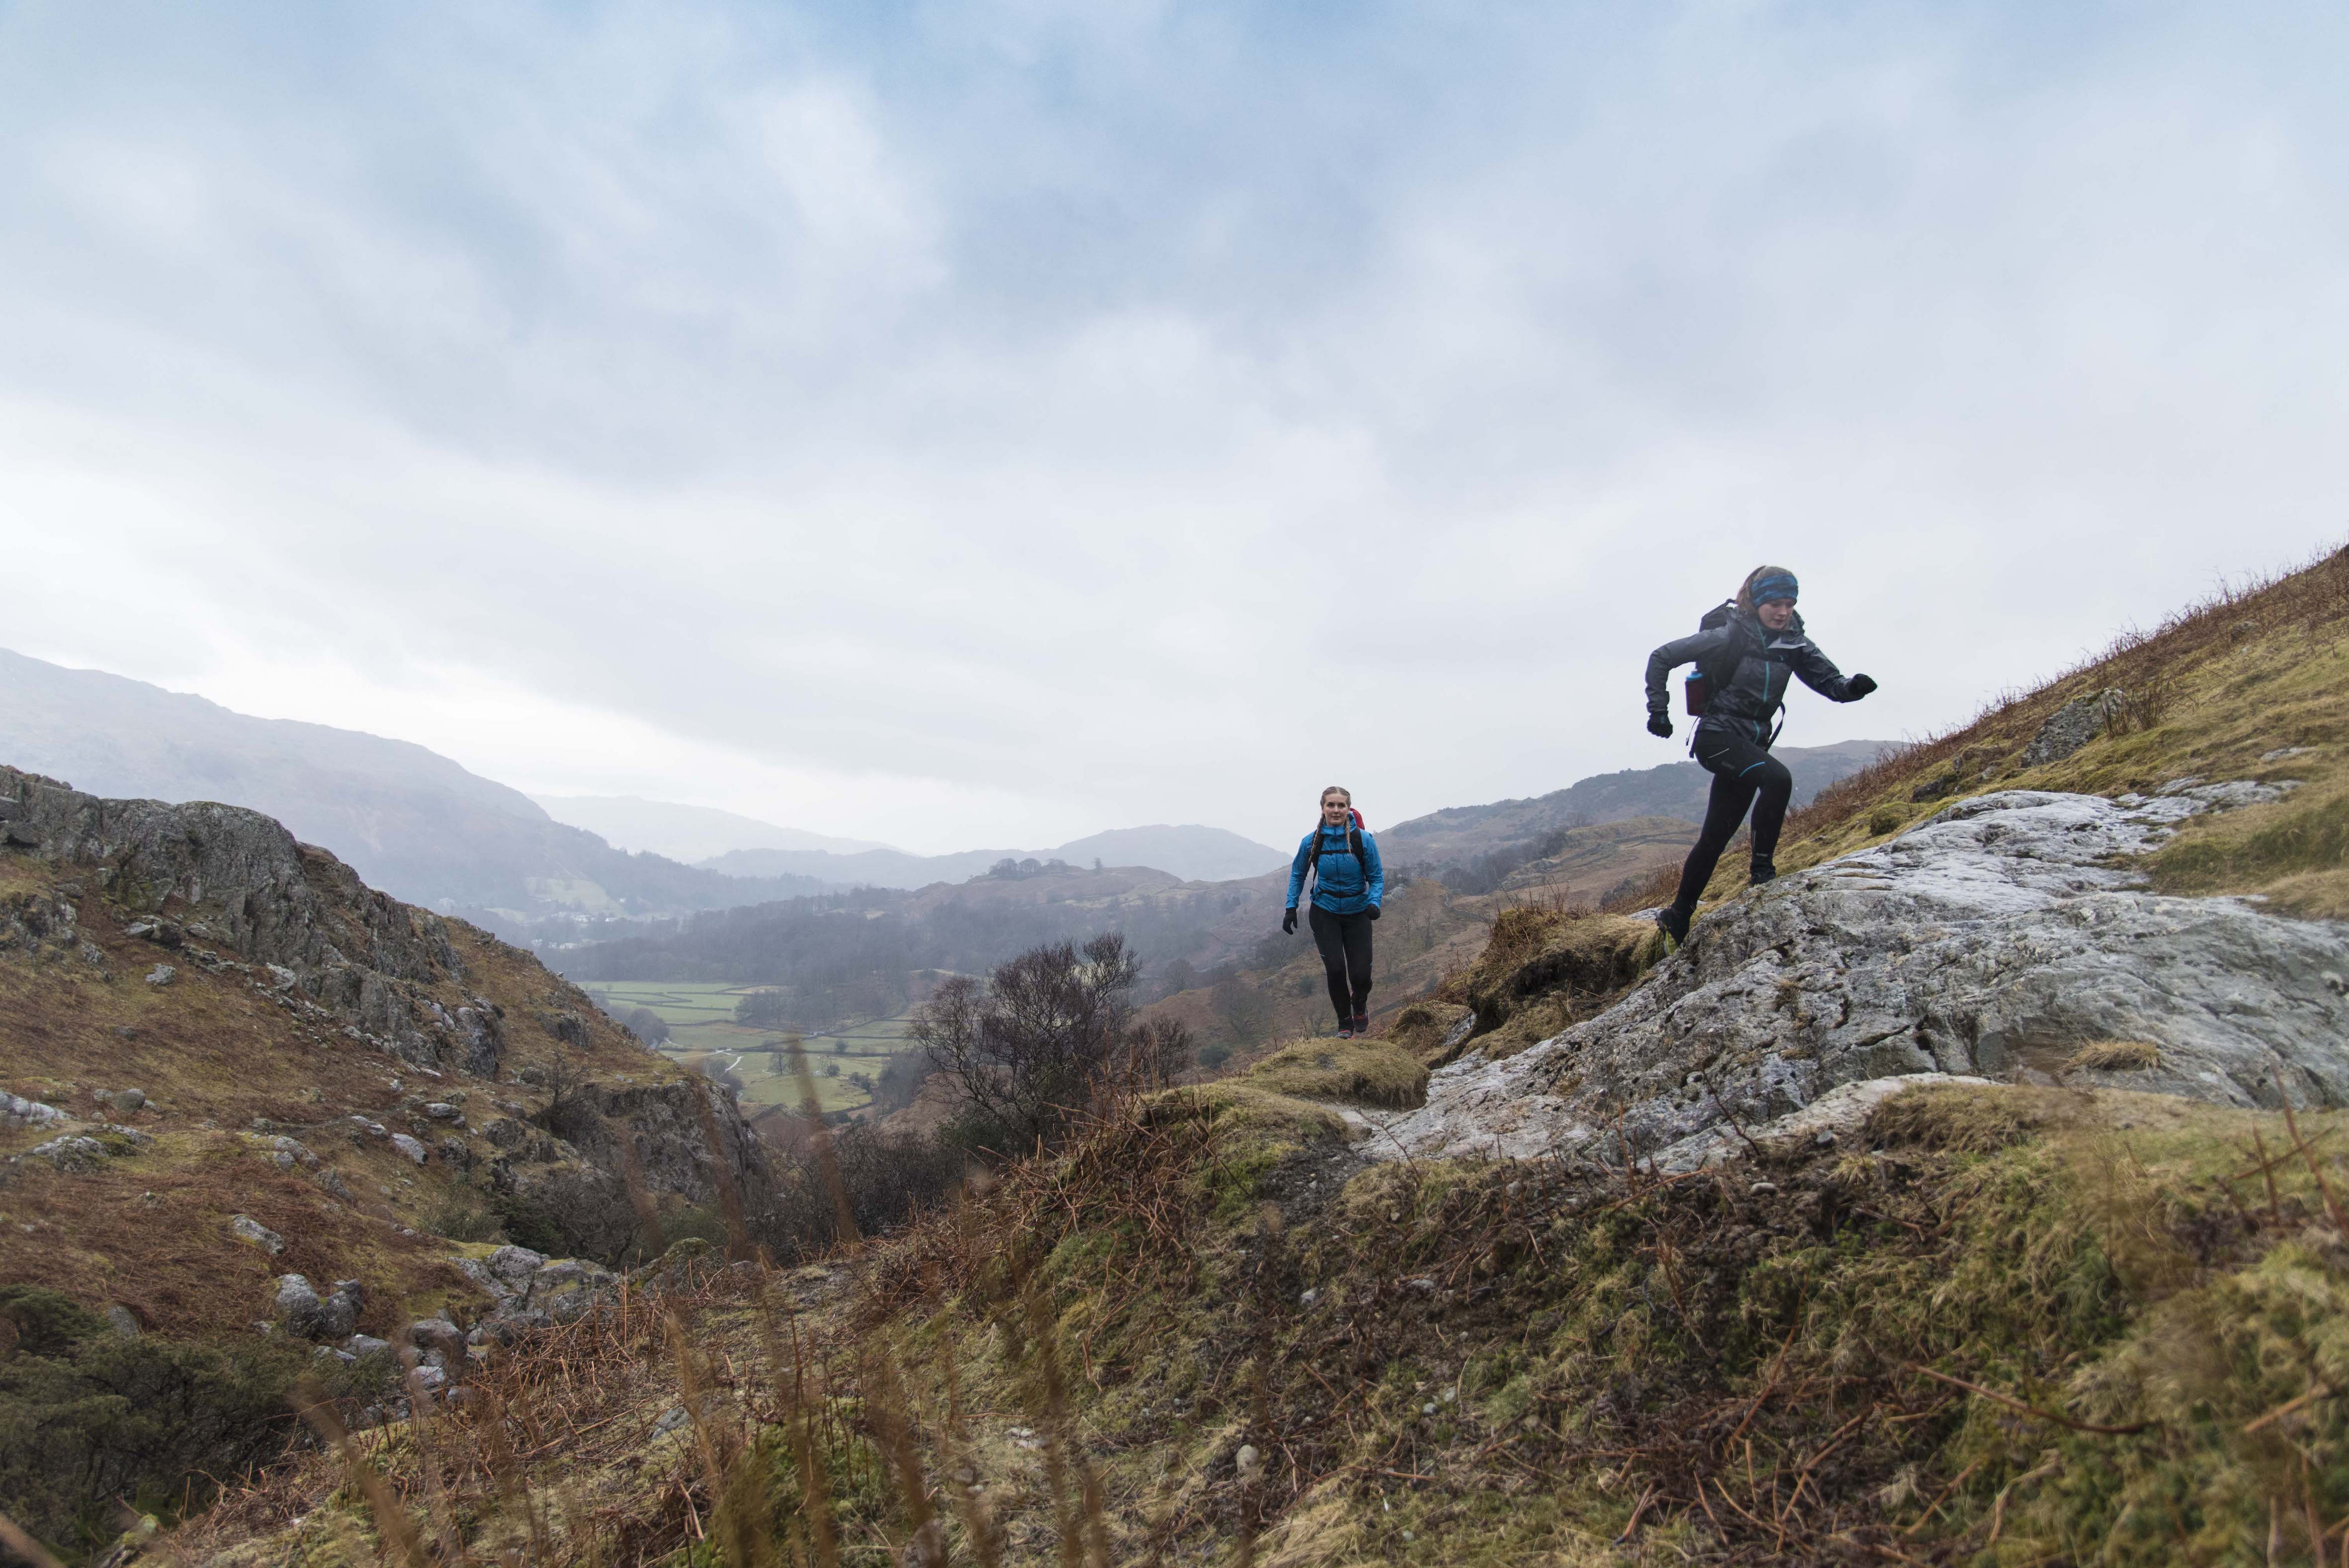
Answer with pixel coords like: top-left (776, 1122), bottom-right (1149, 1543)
top-left (1283, 785), bottom-right (1384, 1037)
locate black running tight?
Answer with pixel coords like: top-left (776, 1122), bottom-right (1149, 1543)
top-left (1308, 904), bottom-right (1374, 1025)
top-left (1669, 724), bottom-right (1795, 912)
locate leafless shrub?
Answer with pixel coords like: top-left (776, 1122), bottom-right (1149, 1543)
top-left (913, 933), bottom-right (1190, 1152)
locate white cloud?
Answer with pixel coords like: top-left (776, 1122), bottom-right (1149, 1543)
top-left (2, 0), bottom-right (2346, 850)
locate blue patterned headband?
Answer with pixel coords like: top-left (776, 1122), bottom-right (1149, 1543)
top-left (1751, 572), bottom-right (1799, 605)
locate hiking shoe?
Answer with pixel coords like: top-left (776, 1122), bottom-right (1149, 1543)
top-left (1655, 904), bottom-right (1691, 945)
top-left (1336, 1026), bottom-right (1355, 1040)
top-left (1750, 858), bottom-right (1778, 886)
top-left (1353, 1013), bottom-right (1370, 1036)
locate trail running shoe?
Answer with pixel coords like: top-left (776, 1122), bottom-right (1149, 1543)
top-left (1655, 904), bottom-right (1691, 945)
top-left (1354, 1013), bottom-right (1370, 1036)
top-left (1337, 1026), bottom-right (1355, 1040)
top-left (1750, 858), bottom-right (1778, 885)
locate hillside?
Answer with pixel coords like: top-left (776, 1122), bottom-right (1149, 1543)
top-left (0, 767), bottom-right (781, 1551)
top-left (529, 795), bottom-right (893, 864)
top-left (0, 650), bottom-right (830, 933)
top-left (164, 543), bottom-right (2349, 1568)
top-left (701, 822), bottom-right (1286, 887)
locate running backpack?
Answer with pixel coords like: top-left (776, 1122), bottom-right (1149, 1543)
top-left (1304, 810), bottom-right (1367, 894)
top-left (1682, 601), bottom-right (1744, 716)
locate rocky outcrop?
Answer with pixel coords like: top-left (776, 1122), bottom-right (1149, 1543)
top-left (1372, 784), bottom-right (2349, 1165)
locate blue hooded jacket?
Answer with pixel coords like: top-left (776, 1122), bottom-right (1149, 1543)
top-left (1286, 823), bottom-right (1383, 915)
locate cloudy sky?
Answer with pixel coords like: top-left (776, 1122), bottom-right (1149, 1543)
top-left (3, 1), bottom-right (2344, 852)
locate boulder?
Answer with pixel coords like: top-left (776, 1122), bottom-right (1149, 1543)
top-left (408, 1317), bottom-right (465, 1359)
top-left (343, 1333), bottom-right (392, 1359)
top-left (230, 1215), bottom-right (286, 1255)
top-left (1, 1093), bottom-right (65, 1129)
top-left (274, 1275), bottom-right (326, 1338)
top-left (1374, 784), bottom-right (2349, 1166)
top-left (32, 1135), bottom-right (109, 1171)
top-left (389, 1133), bottom-right (427, 1165)
top-left (319, 1280), bottom-right (363, 1340)
top-left (143, 964), bottom-right (176, 987)
top-left (487, 1244), bottom-right (547, 1285)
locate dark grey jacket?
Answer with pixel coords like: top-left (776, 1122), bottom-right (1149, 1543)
top-left (1645, 605), bottom-right (1863, 743)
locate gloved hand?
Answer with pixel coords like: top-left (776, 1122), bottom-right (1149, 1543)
top-left (1647, 712), bottom-right (1674, 738)
top-left (1281, 907), bottom-right (1298, 935)
top-left (1846, 674), bottom-right (1878, 698)
top-left (1366, 904), bottom-right (1381, 921)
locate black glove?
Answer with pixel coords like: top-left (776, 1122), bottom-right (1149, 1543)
top-left (1282, 907), bottom-right (1298, 935)
top-left (1365, 904), bottom-right (1381, 921)
top-left (1845, 674), bottom-right (1878, 699)
top-left (1647, 712), bottom-right (1674, 738)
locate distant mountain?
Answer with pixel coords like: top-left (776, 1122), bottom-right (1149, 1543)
top-left (0, 649), bottom-right (829, 928)
top-left (531, 794), bottom-right (895, 863)
top-left (1378, 739), bottom-right (1894, 867)
top-left (701, 823), bottom-right (1287, 889)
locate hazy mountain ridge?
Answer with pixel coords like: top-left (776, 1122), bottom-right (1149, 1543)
top-left (1377, 738), bottom-right (1892, 866)
top-left (0, 650), bottom-right (827, 928)
top-left (702, 822), bottom-right (1285, 888)
top-left (531, 794), bottom-right (895, 862)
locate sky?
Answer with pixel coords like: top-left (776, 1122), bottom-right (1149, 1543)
top-left (3, 1), bottom-right (2346, 854)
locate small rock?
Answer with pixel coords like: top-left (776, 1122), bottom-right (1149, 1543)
top-left (409, 1317), bottom-right (465, 1358)
top-left (144, 964), bottom-right (176, 987)
top-left (345, 1333), bottom-right (392, 1359)
top-left (488, 1244), bottom-right (548, 1283)
top-left (407, 1363), bottom-right (449, 1395)
top-left (266, 963), bottom-right (299, 989)
top-left (1298, 1289), bottom-right (1319, 1307)
top-left (421, 1102), bottom-right (463, 1122)
top-left (1814, 1130), bottom-right (1837, 1147)
top-left (319, 1280), bottom-right (363, 1340)
top-left (97, 1087), bottom-right (146, 1114)
top-left (1, 1093), bottom-right (66, 1129)
top-left (32, 1135), bottom-right (109, 1171)
top-left (1422, 1402), bottom-right (1438, 1415)
top-left (1749, 1181), bottom-right (1779, 1196)
top-left (231, 1215), bottom-right (287, 1254)
top-left (1235, 1444), bottom-right (1263, 1481)
top-left (389, 1133), bottom-right (427, 1164)
top-left (275, 1275), bottom-right (327, 1337)
top-left (105, 1304), bottom-right (142, 1339)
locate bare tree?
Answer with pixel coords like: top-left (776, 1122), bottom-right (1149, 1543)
top-left (912, 932), bottom-right (1189, 1150)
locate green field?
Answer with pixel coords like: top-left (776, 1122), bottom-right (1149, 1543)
top-left (580, 981), bottom-right (916, 1114)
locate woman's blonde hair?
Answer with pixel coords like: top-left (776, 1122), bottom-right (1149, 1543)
top-left (1736, 565), bottom-right (1799, 615)
top-left (1320, 784), bottom-right (1352, 807)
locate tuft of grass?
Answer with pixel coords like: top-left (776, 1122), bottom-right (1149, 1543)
top-left (1240, 1038), bottom-right (1429, 1109)
top-left (2068, 1039), bottom-right (2163, 1073)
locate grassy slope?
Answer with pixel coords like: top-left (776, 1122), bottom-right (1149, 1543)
top-left (166, 545), bottom-right (2349, 1564)
top-left (181, 1072), bottom-right (2349, 1568)
top-left (0, 853), bottom-right (705, 1342)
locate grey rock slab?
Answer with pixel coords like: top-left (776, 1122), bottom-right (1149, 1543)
top-left (143, 964), bottom-right (176, 987)
top-left (1373, 786), bottom-right (2346, 1167)
top-left (388, 1132), bottom-right (427, 1164)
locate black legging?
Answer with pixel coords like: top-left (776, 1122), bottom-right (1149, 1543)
top-left (1669, 724), bottom-right (1795, 913)
top-left (1308, 905), bottom-right (1374, 1026)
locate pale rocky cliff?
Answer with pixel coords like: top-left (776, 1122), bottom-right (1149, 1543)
top-left (1369, 780), bottom-right (2349, 1168)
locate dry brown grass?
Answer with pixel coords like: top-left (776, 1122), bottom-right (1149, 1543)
top-left (2066, 1040), bottom-right (2163, 1073)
